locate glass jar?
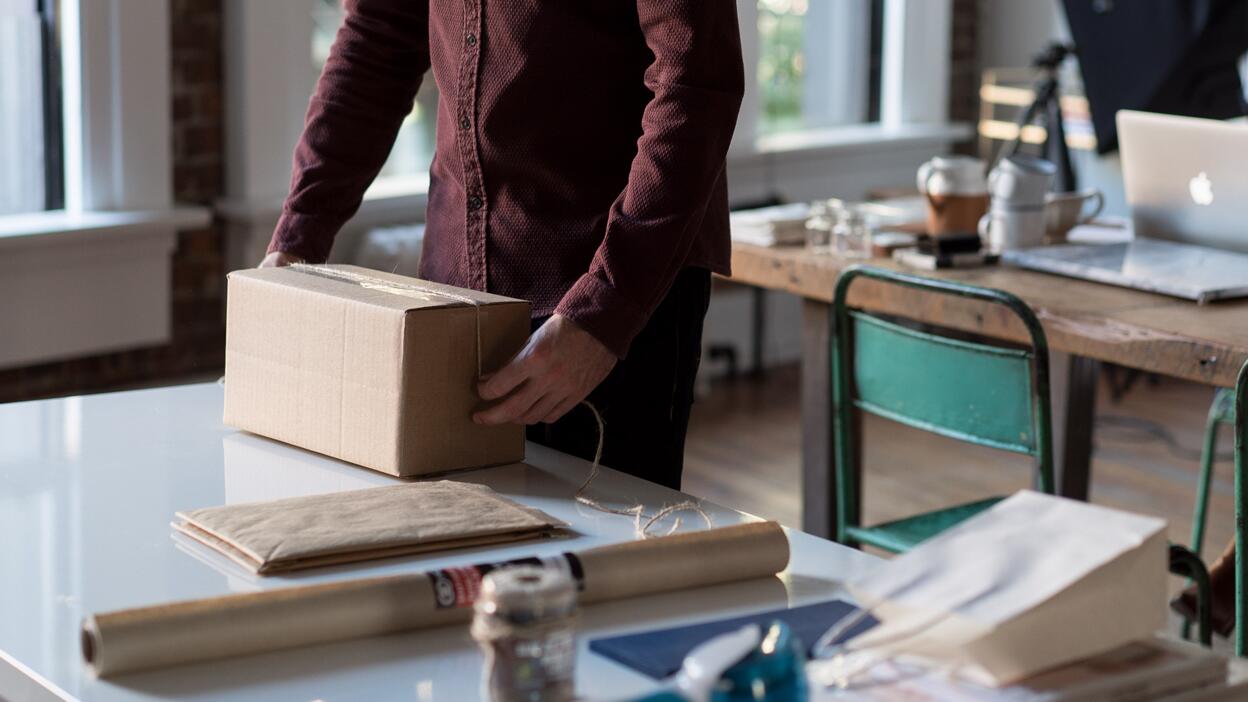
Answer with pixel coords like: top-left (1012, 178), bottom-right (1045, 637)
top-left (804, 199), bottom-right (834, 253)
top-left (833, 205), bottom-right (874, 259)
top-left (472, 566), bottom-right (578, 702)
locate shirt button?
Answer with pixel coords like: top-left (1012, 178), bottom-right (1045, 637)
top-left (460, 116), bottom-right (471, 130)
top-left (467, 196), bottom-right (483, 211)
top-left (466, 33), bottom-right (477, 46)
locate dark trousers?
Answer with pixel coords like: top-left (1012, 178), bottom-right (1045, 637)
top-left (527, 268), bottom-right (712, 490)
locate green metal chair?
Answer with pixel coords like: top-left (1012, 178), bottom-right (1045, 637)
top-left (1185, 362), bottom-right (1248, 655)
top-left (1190, 388), bottom-right (1235, 569)
top-left (830, 265), bottom-right (1214, 647)
top-left (830, 265), bottom-right (1055, 553)
top-left (1236, 362), bottom-right (1247, 655)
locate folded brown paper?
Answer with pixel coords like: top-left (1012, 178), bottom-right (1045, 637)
top-left (174, 481), bottom-right (567, 574)
top-left (84, 521), bottom-right (790, 677)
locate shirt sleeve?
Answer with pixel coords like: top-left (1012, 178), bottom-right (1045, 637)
top-left (553, 2), bottom-right (744, 358)
top-left (268, 0), bottom-right (431, 263)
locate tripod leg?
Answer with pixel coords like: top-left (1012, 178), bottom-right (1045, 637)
top-left (1046, 95), bottom-right (1077, 192)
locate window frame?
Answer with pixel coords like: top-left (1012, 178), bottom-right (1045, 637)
top-left (736, 0), bottom-right (958, 150)
top-left (37, 0), bottom-right (64, 211)
top-left (0, 0), bottom-right (211, 369)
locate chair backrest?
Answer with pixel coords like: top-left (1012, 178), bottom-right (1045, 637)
top-left (831, 266), bottom-right (1055, 530)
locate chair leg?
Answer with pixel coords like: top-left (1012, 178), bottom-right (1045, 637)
top-left (1192, 401), bottom-right (1223, 559)
top-left (1169, 545), bottom-right (1213, 647)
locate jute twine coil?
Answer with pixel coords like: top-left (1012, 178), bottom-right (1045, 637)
top-left (573, 401), bottom-right (712, 538)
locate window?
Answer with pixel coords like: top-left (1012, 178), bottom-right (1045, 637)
top-left (755, 0), bottom-right (883, 137)
top-left (0, 0), bottom-right (62, 215)
top-left (311, 0), bottom-right (438, 182)
top-left (304, 0), bottom-right (883, 174)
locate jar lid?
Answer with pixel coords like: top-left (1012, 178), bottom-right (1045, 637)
top-left (475, 565), bottom-right (578, 624)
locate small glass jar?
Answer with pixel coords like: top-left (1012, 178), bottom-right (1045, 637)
top-left (804, 199), bottom-right (834, 253)
top-left (833, 205), bottom-right (874, 259)
top-left (471, 566), bottom-right (578, 702)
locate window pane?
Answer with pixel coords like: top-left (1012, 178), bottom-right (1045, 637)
top-left (757, 0), bottom-right (874, 136)
top-left (0, 0), bottom-right (46, 215)
top-left (311, 0), bottom-right (436, 181)
top-left (757, 0), bottom-right (807, 135)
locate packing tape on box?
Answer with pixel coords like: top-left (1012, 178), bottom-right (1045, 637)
top-left (82, 521), bottom-right (789, 677)
top-left (290, 263), bottom-right (486, 377)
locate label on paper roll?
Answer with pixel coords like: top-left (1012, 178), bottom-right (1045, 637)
top-left (427, 554), bottom-right (585, 609)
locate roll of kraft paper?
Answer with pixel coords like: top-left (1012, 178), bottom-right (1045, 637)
top-left (83, 521), bottom-right (789, 677)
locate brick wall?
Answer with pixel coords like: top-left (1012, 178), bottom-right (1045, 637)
top-left (0, 0), bottom-right (227, 403)
top-left (950, 0), bottom-right (980, 153)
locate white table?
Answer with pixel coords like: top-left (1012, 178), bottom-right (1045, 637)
top-left (0, 383), bottom-right (881, 701)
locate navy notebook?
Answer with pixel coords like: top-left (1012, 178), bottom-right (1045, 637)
top-left (588, 599), bottom-right (877, 680)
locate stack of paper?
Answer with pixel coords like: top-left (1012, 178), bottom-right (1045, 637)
top-left (730, 203), bottom-right (812, 247)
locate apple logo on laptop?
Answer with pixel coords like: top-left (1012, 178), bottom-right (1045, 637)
top-left (1190, 172), bottom-right (1214, 206)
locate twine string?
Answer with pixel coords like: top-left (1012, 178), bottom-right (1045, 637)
top-left (574, 401), bottom-right (712, 539)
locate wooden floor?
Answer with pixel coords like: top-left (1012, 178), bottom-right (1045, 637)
top-left (684, 364), bottom-right (1236, 568)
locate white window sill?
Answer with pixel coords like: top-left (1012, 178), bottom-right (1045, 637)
top-left (220, 123), bottom-right (970, 227)
top-left (0, 207), bottom-right (210, 369)
top-left (219, 122), bottom-right (969, 265)
top-left (733, 121), bottom-right (973, 166)
top-left (218, 174), bottom-right (430, 227)
top-left (0, 207), bottom-right (212, 250)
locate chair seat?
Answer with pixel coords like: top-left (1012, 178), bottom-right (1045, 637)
top-left (845, 496), bottom-right (1005, 553)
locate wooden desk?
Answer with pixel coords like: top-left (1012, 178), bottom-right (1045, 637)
top-left (730, 242), bottom-right (1248, 537)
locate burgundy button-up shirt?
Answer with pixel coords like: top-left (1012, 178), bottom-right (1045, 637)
top-left (269, 0), bottom-right (744, 357)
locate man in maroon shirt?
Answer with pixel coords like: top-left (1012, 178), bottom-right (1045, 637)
top-left (261, 1), bottom-right (743, 489)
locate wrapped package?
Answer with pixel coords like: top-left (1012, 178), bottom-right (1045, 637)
top-left (174, 481), bottom-right (567, 574)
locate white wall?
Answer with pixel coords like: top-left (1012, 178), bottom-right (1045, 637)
top-left (978, 0), bottom-right (1068, 72)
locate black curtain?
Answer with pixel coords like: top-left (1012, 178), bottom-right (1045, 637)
top-left (1063, 0), bottom-right (1248, 153)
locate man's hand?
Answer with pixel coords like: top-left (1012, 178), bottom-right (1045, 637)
top-left (474, 314), bottom-right (617, 426)
top-left (258, 251), bottom-right (304, 268)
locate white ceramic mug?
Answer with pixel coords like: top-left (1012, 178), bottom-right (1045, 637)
top-left (979, 208), bottom-right (1048, 254)
top-left (987, 154), bottom-right (1056, 209)
top-left (917, 155), bottom-right (989, 236)
top-left (1044, 188), bottom-right (1105, 243)
top-left (918, 155), bottom-right (988, 197)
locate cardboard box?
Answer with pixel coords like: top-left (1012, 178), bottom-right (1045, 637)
top-left (224, 265), bottom-right (530, 477)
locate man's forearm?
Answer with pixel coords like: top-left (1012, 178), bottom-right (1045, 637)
top-left (270, 0), bottom-right (431, 262)
top-left (553, 2), bottom-right (744, 358)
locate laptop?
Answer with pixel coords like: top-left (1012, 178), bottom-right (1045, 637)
top-left (1004, 110), bottom-right (1248, 303)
